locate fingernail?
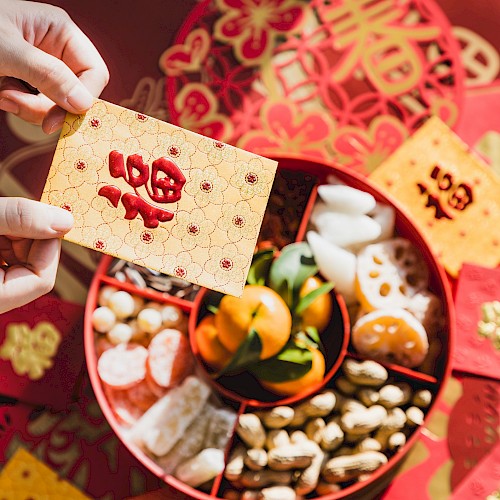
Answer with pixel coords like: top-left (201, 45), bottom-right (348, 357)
top-left (46, 119), bottom-right (63, 135)
top-left (0, 98), bottom-right (19, 114)
top-left (66, 84), bottom-right (94, 113)
top-left (43, 106), bottom-right (66, 135)
top-left (49, 206), bottom-right (74, 232)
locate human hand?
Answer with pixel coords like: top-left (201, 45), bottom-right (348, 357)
top-left (0, 0), bottom-right (109, 134)
top-left (0, 198), bottom-right (74, 313)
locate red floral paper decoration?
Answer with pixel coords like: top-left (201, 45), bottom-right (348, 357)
top-left (163, 0), bottom-right (464, 174)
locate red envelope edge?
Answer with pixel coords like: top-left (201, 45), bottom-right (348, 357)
top-left (451, 441), bottom-right (500, 500)
top-left (453, 263), bottom-right (500, 380)
top-left (447, 376), bottom-right (500, 489)
top-left (0, 294), bottom-right (84, 410)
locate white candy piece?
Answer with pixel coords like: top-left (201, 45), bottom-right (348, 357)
top-left (370, 203), bottom-right (396, 242)
top-left (98, 286), bottom-right (118, 307)
top-left (316, 212), bottom-right (382, 248)
top-left (175, 448), bottom-right (225, 487)
top-left (158, 403), bottom-right (215, 474)
top-left (204, 407), bottom-right (238, 450)
top-left (92, 306), bottom-right (116, 333)
top-left (317, 185), bottom-right (376, 215)
top-left (307, 231), bottom-right (357, 304)
top-left (108, 291), bottom-right (135, 319)
top-left (310, 201), bottom-right (331, 227)
top-left (161, 304), bottom-right (185, 329)
top-left (107, 322), bottom-right (134, 345)
top-left (137, 308), bottom-right (163, 334)
top-left (131, 376), bottom-right (211, 456)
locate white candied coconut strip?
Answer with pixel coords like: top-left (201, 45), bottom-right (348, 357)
top-left (204, 407), bottom-right (238, 450)
top-left (158, 403), bottom-right (215, 474)
top-left (369, 203), bottom-right (396, 243)
top-left (175, 448), bottom-right (226, 487)
top-left (307, 231), bottom-right (357, 305)
top-left (316, 212), bottom-right (382, 248)
top-left (131, 375), bottom-right (211, 457)
top-left (317, 184), bottom-right (376, 215)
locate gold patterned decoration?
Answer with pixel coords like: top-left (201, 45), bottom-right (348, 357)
top-left (0, 322), bottom-right (62, 380)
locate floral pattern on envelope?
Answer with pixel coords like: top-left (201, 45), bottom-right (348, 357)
top-left (41, 99), bottom-right (278, 296)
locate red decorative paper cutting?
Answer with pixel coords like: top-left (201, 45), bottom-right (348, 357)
top-left (165, 0), bottom-right (464, 174)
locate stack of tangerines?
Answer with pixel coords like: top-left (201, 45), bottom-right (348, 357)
top-left (195, 244), bottom-right (334, 396)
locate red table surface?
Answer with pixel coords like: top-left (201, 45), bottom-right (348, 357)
top-left (0, 1), bottom-right (499, 498)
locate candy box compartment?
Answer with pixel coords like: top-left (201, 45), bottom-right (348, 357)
top-left (188, 286), bottom-right (350, 407)
top-left (84, 155), bottom-right (454, 499)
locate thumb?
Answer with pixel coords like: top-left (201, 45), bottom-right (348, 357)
top-left (0, 198), bottom-right (74, 239)
top-left (5, 40), bottom-right (94, 114)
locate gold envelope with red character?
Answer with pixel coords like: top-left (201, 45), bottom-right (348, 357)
top-left (41, 99), bottom-right (278, 296)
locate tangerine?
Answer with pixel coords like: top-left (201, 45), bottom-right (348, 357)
top-left (260, 346), bottom-right (326, 396)
top-left (195, 315), bottom-right (232, 370)
top-left (215, 285), bottom-right (292, 360)
top-left (299, 276), bottom-right (333, 332)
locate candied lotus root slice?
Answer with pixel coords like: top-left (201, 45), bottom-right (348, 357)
top-left (352, 308), bottom-right (429, 368)
top-left (355, 238), bottom-right (429, 311)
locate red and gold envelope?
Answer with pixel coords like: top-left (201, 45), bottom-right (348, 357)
top-left (370, 117), bottom-right (500, 277)
top-left (40, 99), bottom-right (278, 297)
top-left (453, 263), bottom-right (500, 381)
top-left (0, 294), bottom-right (84, 409)
top-left (451, 441), bottom-right (500, 500)
top-left (0, 448), bottom-right (90, 499)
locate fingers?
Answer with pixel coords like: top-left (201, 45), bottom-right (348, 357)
top-left (42, 106), bottom-right (67, 135)
top-left (0, 198), bottom-right (74, 239)
top-left (0, 3), bottom-right (109, 131)
top-left (41, 24), bottom-right (109, 134)
top-left (5, 40), bottom-right (94, 114)
top-left (59, 23), bottom-right (110, 98)
top-left (0, 197), bottom-right (70, 312)
top-left (0, 238), bottom-right (61, 313)
top-left (0, 77), bottom-right (55, 126)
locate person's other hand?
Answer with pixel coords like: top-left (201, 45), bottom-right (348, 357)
top-left (0, 0), bottom-right (109, 134)
top-left (0, 198), bottom-right (73, 313)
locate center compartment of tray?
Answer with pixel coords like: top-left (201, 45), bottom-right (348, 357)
top-left (189, 287), bottom-right (350, 407)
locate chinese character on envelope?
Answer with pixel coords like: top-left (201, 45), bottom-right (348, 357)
top-left (41, 100), bottom-right (278, 296)
top-left (370, 117), bottom-right (500, 277)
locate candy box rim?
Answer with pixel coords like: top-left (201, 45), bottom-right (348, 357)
top-left (84, 153), bottom-right (455, 500)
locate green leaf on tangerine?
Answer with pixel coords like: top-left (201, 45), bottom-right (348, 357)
top-left (247, 248), bottom-right (276, 286)
top-left (269, 242), bottom-right (318, 310)
top-left (295, 282), bottom-right (335, 316)
top-left (215, 327), bottom-right (262, 377)
top-left (207, 305), bottom-right (219, 315)
top-left (250, 340), bottom-right (313, 383)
